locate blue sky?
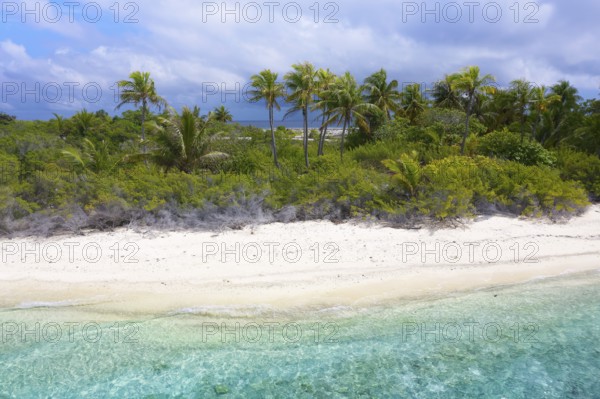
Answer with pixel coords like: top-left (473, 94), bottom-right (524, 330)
top-left (1, 0), bottom-right (599, 121)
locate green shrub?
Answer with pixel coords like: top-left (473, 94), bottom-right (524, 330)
top-left (350, 140), bottom-right (406, 170)
top-left (382, 152), bottom-right (422, 198)
top-left (0, 112), bottom-right (16, 124)
top-left (344, 128), bottom-right (370, 150)
top-left (414, 156), bottom-right (588, 219)
top-left (486, 160), bottom-right (589, 217)
top-left (420, 108), bottom-right (486, 146)
top-left (477, 129), bottom-right (556, 166)
top-left (0, 186), bottom-right (39, 220)
top-left (419, 157), bottom-right (485, 218)
top-left (555, 148), bottom-right (600, 199)
top-left (0, 152), bottom-right (19, 184)
top-left (0, 110), bottom-right (592, 235)
top-left (420, 108), bottom-right (465, 127)
top-left (268, 160), bottom-right (389, 219)
top-left (372, 118), bottom-right (410, 142)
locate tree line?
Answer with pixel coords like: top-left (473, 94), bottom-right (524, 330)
top-left (1, 64), bottom-right (598, 234)
top-left (109, 65), bottom-right (598, 174)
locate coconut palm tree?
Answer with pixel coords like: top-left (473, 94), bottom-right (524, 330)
top-left (249, 69), bottom-right (285, 168)
top-left (148, 106), bottom-right (228, 173)
top-left (543, 80), bottom-right (582, 145)
top-left (71, 109), bottom-right (97, 136)
top-left (284, 62), bottom-right (318, 168)
top-left (451, 66), bottom-right (496, 154)
top-left (473, 89), bottom-right (501, 126)
top-left (52, 113), bottom-right (66, 138)
top-left (431, 74), bottom-right (461, 109)
top-left (61, 138), bottom-right (116, 174)
top-left (508, 79), bottom-right (534, 143)
top-left (551, 80), bottom-right (581, 112)
top-left (401, 83), bottom-right (427, 125)
top-left (115, 71), bottom-right (167, 155)
top-left (529, 85), bottom-right (560, 143)
top-left (363, 69), bottom-right (401, 120)
top-left (482, 88), bottom-right (516, 132)
top-left (574, 98), bottom-right (600, 156)
top-left (212, 105), bottom-right (233, 123)
top-left (321, 72), bottom-right (380, 160)
top-left (313, 68), bottom-right (337, 156)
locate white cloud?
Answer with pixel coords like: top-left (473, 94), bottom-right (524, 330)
top-left (0, 40), bottom-right (30, 62)
top-left (2, 0), bottom-right (599, 119)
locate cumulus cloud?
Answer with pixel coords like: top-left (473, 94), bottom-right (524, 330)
top-left (1, 0), bottom-right (598, 120)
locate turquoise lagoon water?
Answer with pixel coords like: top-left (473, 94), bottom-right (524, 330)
top-left (1, 271), bottom-right (600, 398)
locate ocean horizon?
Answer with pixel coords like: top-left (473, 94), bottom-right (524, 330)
top-left (233, 120), bottom-right (342, 130)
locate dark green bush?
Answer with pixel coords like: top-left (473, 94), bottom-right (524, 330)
top-left (555, 148), bottom-right (600, 199)
top-left (350, 139), bottom-right (406, 170)
top-left (420, 108), bottom-right (486, 146)
top-left (477, 129), bottom-right (556, 166)
top-left (372, 117), bottom-right (410, 142)
top-left (0, 114), bottom-right (593, 235)
top-left (0, 112), bottom-right (16, 125)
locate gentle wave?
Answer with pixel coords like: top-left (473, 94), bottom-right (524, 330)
top-left (169, 305), bottom-right (278, 318)
top-left (15, 300), bottom-right (84, 309)
top-left (14, 296), bottom-right (108, 310)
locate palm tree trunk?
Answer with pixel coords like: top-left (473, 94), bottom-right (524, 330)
top-left (461, 111), bottom-right (470, 155)
top-left (531, 111), bottom-right (542, 141)
top-left (319, 123), bottom-right (329, 156)
top-left (303, 107), bottom-right (310, 168)
top-left (541, 123), bottom-right (553, 146)
top-left (340, 118), bottom-right (348, 161)
top-left (269, 106), bottom-right (280, 168)
top-left (141, 101), bottom-right (148, 167)
top-left (461, 95), bottom-right (475, 155)
top-left (543, 123), bottom-right (562, 147)
top-left (520, 114), bottom-right (526, 144)
top-left (141, 103), bottom-right (147, 153)
top-left (318, 110), bottom-right (328, 156)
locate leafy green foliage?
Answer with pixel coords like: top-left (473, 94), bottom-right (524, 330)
top-left (267, 157), bottom-right (389, 219)
top-left (0, 112), bottom-right (16, 125)
top-left (382, 152), bottom-right (421, 198)
top-left (0, 66), bottom-right (597, 235)
top-left (62, 138), bottom-right (118, 174)
top-left (477, 129), bottom-right (556, 166)
top-left (372, 117), bottom-right (410, 142)
top-left (145, 106), bottom-right (229, 173)
top-left (420, 108), bottom-right (486, 146)
top-left (418, 156), bottom-right (588, 219)
top-left (350, 139), bottom-right (407, 170)
top-left (555, 148), bottom-right (600, 199)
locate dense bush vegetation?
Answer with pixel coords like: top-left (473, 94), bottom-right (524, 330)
top-left (0, 112), bottom-right (16, 125)
top-left (477, 129), bottom-right (556, 166)
top-left (555, 148), bottom-right (600, 200)
top-left (0, 66), bottom-right (598, 236)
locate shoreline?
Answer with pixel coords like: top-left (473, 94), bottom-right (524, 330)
top-left (1, 206), bottom-right (599, 316)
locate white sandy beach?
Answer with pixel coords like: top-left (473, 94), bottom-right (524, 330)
top-left (1, 206), bottom-right (599, 315)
